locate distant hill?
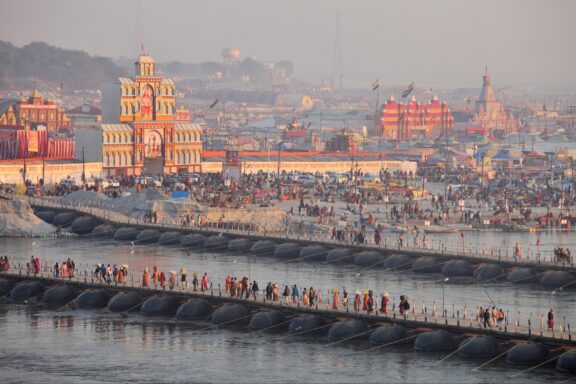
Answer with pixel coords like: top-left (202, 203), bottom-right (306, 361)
top-left (0, 41), bottom-right (127, 90)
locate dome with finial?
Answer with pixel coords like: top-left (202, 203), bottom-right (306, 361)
top-left (31, 88), bottom-right (42, 99)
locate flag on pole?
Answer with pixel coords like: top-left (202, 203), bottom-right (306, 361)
top-left (371, 79), bottom-right (379, 91)
top-left (209, 99), bottom-right (219, 109)
top-left (401, 82), bottom-right (415, 98)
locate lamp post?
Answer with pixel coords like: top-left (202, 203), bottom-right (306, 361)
top-left (22, 127), bottom-right (28, 186)
top-left (276, 141), bottom-right (283, 199)
top-left (480, 154), bottom-right (485, 188)
top-left (442, 277), bottom-right (449, 317)
top-left (81, 146), bottom-right (86, 184)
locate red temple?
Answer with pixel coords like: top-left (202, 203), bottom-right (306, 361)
top-left (379, 95), bottom-right (454, 140)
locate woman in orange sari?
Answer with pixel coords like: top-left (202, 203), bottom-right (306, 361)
top-left (117, 268), bottom-right (124, 284)
top-left (142, 269), bottom-right (150, 287)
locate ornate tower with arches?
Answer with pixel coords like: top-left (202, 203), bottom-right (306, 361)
top-left (98, 51), bottom-right (203, 177)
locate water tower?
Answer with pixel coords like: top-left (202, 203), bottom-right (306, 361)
top-left (222, 48), bottom-right (240, 65)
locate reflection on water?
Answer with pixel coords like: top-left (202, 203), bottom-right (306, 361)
top-left (0, 237), bottom-right (575, 383)
top-left (0, 304), bottom-right (571, 383)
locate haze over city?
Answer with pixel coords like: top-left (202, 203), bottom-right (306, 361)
top-left (1, 0), bottom-right (575, 87)
top-left (1, 1), bottom-right (576, 383)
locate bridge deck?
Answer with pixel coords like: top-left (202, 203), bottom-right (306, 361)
top-left (1, 269), bottom-right (574, 349)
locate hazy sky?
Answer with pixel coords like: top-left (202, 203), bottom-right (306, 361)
top-left (1, 0), bottom-right (575, 88)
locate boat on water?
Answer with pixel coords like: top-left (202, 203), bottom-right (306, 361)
top-left (424, 226), bottom-right (458, 234)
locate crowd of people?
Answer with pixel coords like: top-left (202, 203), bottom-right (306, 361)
top-left (138, 266), bottom-right (211, 292)
top-left (94, 263), bottom-right (129, 284)
top-left (26, 256), bottom-right (41, 276)
top-left (53, 258), bottom-right (76, 279)
top-left (478, 306), bottom-right (506, 329)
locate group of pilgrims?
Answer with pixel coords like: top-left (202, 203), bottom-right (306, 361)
top-left (223, 275), bottom-right (406, 316)
top-left (140, 267), bottom-right (210, 292)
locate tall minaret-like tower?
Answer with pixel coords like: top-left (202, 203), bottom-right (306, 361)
top-left (475, 67), bottom-right (498, 118)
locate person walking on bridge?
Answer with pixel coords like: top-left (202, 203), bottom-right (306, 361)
top-left (354, 291), bottom-right (361, 313)
top-left (117, 267), bottom-right (124, 284)
top-left (380, 292), bottom-right (389, 314)
top-left (273, 282), bottom-right (279, 302)
top-left (283, 285), bottom-right (291, 304)
top-left (152, 266), bottom-right (159, 287)
top-left (309, 287), bottom-right (315, 307)
top-left (142, 268), bottom-right (150, 288)
top-left (69, 259), bottom-right (75, 278)
top-left (201, 273), bottom-right (209, 291)
top-left (34, 256), bottom-right (40, 276)
top-left (291, 284), bottom-right (299, 304)
top-left (225, 275), bottom-right (231, 295)
top-left (60, 261), bottom-right (68, 279)
top-left (332, 289), bottom-right (339, 310)
top-left (180, 267), bottom-right (188, 288)
top-left (193, 272), bottom-right (199, 291)
top-left (483, 307), bottom-right (491, 328)
top-left (367, 291), bottom-right (374, 314)
top-left (251, 280), bottom-right (259, 300)
top-left (548, 308), bottom-right (555, 333)
top-left (169, 271), bottom-right (177, 291)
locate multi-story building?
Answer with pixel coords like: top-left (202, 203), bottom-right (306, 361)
top-left (0, 90), bottom-right (75, 160)
top-left (79, 52), bottom-right (203, 177)
top-left (0, 89), bottom-right (69, 133)
top-left (378, 95), bottom-right (454, 140)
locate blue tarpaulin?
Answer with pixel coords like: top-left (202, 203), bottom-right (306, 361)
top-left (171, 191), bottom-right (190, 199)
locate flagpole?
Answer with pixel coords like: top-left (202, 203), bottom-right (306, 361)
top-left (372, 79), bottom-right (380, 137)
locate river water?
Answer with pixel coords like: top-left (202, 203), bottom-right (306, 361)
top-left (1, 235), bottom-right (575, 383)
